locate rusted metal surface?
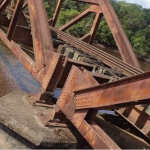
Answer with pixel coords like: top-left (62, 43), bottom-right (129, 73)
top-left (51, 0), bottom-right (63, 27)
top-left (0, 13), bottom-right (10, 27)
top-left (59, 8), bottom-right (91, 31)
top-left (7, 0), bottom-right (25, 41)
top-left (53, 0), bottom-right (140, 68)
top-left (22, 1), bottom-right (28, 10)
top-left (57, 66), bottom-right (98, 119)
top-left (57, 65), bottom-right (120, 149)
top-left (28, 0), bottom-right (51, 71)
top-left (50, 26), bottom-right (143, 76)
top-left (13, 26), bottom-right (32, 47)
top-left (79, 120), bottom-right (120, 149)
top-left (75, 71), bottom-right (150, 109)
top-left (0, 0), bottom-right (12, 13)
top-left (0, 29), bottom-right (37, 77)
top-left (88, 13), bottom-right (102, 44)
top-left (98, 0), bottom-right (140, 68)
top-left (11, 0), bottom-right (15, 7)
top-left (0, 0), bottom-right (150, 149)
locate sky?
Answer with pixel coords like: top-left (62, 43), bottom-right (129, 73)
top-left (124, 0), bottom-right (150, 8)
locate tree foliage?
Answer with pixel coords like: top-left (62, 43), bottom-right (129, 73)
top-left (45, 0), bottom-right (150, 59)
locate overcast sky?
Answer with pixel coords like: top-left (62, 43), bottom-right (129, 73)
top-left (123, 0), bottom-right (150, 8)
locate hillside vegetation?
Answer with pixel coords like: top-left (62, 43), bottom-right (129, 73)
top-left (45, 0), bottom-right (150, 60)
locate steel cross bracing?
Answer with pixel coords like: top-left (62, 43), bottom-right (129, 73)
top-left (0, 0), bottom-right (150, 149)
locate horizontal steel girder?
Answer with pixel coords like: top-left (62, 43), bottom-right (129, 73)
top-left (75, 71), bottom-right (150, 109)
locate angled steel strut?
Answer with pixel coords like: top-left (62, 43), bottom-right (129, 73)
top-left (0, 0), bottom-right (149, 149)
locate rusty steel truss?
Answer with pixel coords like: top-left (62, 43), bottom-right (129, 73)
top-left (0, 0), bottom-right (150, 149)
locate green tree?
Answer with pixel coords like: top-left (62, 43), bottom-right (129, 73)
top-left (45, 0), bottom-right (150, 59)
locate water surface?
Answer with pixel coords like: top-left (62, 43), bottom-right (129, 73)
top-left (0, 41), bottom-right (41, 98)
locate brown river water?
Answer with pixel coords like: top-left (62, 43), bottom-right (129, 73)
top-left (0, 41), bottom-right (149, 98)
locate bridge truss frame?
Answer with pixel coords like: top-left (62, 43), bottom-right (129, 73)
top-left (0, 0), bottom-right (150, 149)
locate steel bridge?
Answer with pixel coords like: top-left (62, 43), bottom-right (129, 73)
top-left (0, 0), bottom-right (150, 149)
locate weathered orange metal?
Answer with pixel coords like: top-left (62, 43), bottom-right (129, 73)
top-left (57, 65), bottom-right (120, 149)
top-left (0, 0), bottom-right (12, 13)
top-left (7, 0), bottom-right (25, 41)
top-left (0, 0), bottom-right (150, 149)
top-left (50, 0), bottom-right (63, 27)
top-left (53, 0), bottom-right (140, 68)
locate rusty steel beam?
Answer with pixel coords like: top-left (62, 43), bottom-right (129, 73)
top-left (116, 106), bottom-right (150, 139)
top-left (18, 12), bottom-right (28, 26)
top-left (11, 0), bottom-right (15, 7)
top-left (98, 0), bottom-right (140, 68)
top-left (13, 25), bottom-right (32, 47)
top-left (7, 0), bottom-right (25, 41)
top-left (57, 66), bottom-right (99, 127)
top-left (80, 5), bottom-right (102, 44)
top-left (50, 26), bottom-right (143, 76)
top-left (0, 0), bottom-right (11, 13)
top-left (59, 7), bottom-right (91, 31)
top-left (40, 53), bottom-right (68, 98)
top-left (79, 120), bottom-right (120, 149)
top-left (52, 0), bottom-right (140, 68)
top-left (59, 4), bottom-right (101, 32)
top-left (73, 0), bottom-right (98, 4)
top-left (0, 1), bottom-right (67, 100)
top-left (5, 6), bottom-right (28, 26)
top-left (0, 13), bottom-right (10, 27)
top-left (36, 52), bottom-right (63, 91)
top-left (57, 65), bottom-right (120, 149)
top-left (89, 4), bottom-right (101, 13)
top-left (22, 1), bottom-right (27, 10)
top-left (80, 33), bottom-right (91, 43)
top-left (0, 13), bottom-right (30, 45)
top-left (90, 72), bottom-right (110, 80)
top-left (75, 71), bottom-right (150, 110)
top-left (88, 13), bottom-right (102, 44)
top-left (0, 0), bottom-right (150, 148)
top-left (51, 0), bottom-right (63, 27)
top-left (0, 29), bottom-right (36, 77)
top-left (28, 0), bottom-right (54, 71)
top-left (73, 67), bottom-right (150, 138)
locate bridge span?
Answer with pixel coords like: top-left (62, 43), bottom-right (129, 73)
top-left (0, 0), bottom-right (149, 149)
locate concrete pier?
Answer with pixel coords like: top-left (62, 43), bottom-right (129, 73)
top-left (0, 91), bottom-right (83, 149)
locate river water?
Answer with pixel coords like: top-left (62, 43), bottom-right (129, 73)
top-left (0, 41), bottom-right (149, 99)
top-left (0, 40), bottom-right (41, 98)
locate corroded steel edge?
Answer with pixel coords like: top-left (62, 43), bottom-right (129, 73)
top-left (0, 0), bottom-right (149, 149)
